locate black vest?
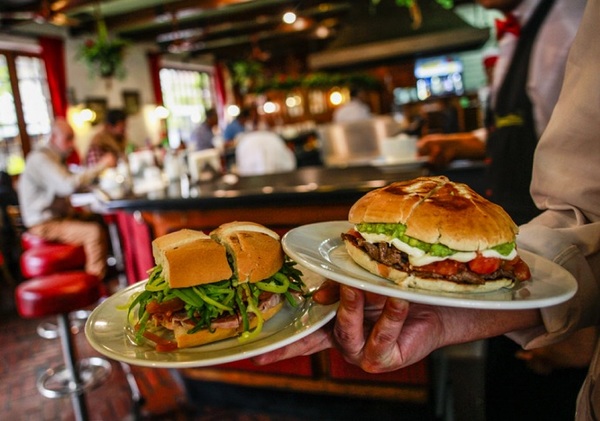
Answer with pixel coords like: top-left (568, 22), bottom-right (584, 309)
top-left (486, 0), bottom-right (555, 225)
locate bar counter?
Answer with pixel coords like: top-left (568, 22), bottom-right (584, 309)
top-left (105, 164), bottom-right (426, 212)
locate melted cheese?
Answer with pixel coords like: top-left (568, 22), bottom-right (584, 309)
top-left (359, 231), bottom-right (516, 267)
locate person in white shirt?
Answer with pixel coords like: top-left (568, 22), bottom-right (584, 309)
top-left (332, 87), bottom-right (372, 123)
top-left (234, 129), bottom-right (296, 177)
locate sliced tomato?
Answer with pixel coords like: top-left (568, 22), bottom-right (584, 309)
top-left (347, 228), bottom-right (362, 239)
top-left (146, 297), bottom-right (185, 315)
top-left (417, 259), bottom-right (462, 276)
top-left (468, 254), bottom-right (501, 274)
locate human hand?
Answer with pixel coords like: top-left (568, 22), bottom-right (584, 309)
top-left (252, 279), bottom-right (340, 364)
top-left (515, 326), bottom-right (598, 375)
top-left (254, 282), bottom-right (447, 372)
top-left (99, 153), bottom-right (118, 168)
top-left (417, 134), bottom-right (461, 167)
top-left (255, 279), bottom-right (539, 372)
top-left (331, 286), bottom-right (445, 373)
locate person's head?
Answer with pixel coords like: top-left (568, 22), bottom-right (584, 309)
top-left (49, 118), bottom-right (76, 158)
top-left (104, 108), bottom-right (127, 141)
top-left (237, 107), bottom-right (251, 123)
top-left (204, 108), bottom-right (219, 127)
top-left (476, 0), bottom-right (522, 13)
top-left (350, 87), bottom-right (369, 103)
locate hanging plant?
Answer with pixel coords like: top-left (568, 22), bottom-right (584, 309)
top-left (77, 16), bottom-right (128, 80)
top-left (229, 60), bottom-right (266, 94)
top-left (246, 71), bottom-right (382, 94)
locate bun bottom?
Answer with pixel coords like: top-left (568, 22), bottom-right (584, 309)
top-left (344, 240), bottom-right (514, 294)
top-left (172, 301), bottom-right (285, 348)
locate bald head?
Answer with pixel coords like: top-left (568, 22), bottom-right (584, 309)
top-left (50, 118), bottom-right (76, 157)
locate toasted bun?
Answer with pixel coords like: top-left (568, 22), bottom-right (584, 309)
top-left (152, 229), bottom-right (209, 264)
top-left (345, 239), bottom-right (514, 293)
top-left (152, 229), bottom-right (232, 288)
top-left (172, 301), bottom-right (284, 348)
top-left (349, 176), bottom-right (518, 251)
top-left (211, 221), bottom-right (284, 283)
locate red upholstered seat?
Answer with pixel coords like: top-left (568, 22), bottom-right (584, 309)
top-left (20, 243), bottom-right (86, 279)
top-left (15, 271), bottom-right (101, 318)
top-left (21, 231), bottom-right (60, 251)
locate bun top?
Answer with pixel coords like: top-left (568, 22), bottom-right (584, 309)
top-left (152, 229), bottom-right (232, 288)
top-left (211, 221), bottom-right (284, 283)
top-left (349, 176), bottom-right (518, 251)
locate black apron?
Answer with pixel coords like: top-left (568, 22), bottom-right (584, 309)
top-left (486, 0), bottom-right (555, 225)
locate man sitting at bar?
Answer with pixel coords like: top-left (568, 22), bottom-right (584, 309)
top-left (18, 118), bottom-right (117, 279)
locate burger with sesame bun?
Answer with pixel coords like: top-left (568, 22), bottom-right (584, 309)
top-left (341, 176), bottom-right (531, 293)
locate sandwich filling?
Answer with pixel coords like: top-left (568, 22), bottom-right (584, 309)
top-left (128, 258), bottom-right (304, 351)
top-left (343, 224), bottom-right (530, 285)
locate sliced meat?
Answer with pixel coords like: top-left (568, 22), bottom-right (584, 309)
top-left (342, 232), bottom-right (517, 285)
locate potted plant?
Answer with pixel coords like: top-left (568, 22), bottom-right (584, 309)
top-left (77, 18), bottom-right (128, 80)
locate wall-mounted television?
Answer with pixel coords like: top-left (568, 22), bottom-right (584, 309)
top-left (414, 55), bottom-right (464, 100)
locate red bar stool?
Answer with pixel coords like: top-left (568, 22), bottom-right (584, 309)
top-left (20, 231), bottom-right (60, 251)
top-left (20, 238), bottom-right (86, 279)
top-left (19, 232), bottom-right (89, 338)
top-left (15, 271), bottom-right (112, 421)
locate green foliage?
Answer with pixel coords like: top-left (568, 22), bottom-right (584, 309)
top-left (228, 60), bottom-right (382, 94)
top-left (77, 20), bottom-right (128, 79)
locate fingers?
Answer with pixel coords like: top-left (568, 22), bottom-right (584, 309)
top-left (253, 322), bottom-right (334, 365)
top-left (333, 286), bottom-right (367, 362)
top-left (363, 298), bottom-right (409, 372)
top-left (312, 279), bottom-right (340, 305)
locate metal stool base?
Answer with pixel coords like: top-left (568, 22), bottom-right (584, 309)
top-left (36, 310), bottom-right (92, 339)
top-left (37, 357), bottom-right (112, 399)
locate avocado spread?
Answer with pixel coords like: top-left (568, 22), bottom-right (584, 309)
top-left (355, 223), bottom-right (515, 257)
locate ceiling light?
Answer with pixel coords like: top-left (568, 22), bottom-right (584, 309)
top-left (79, 108), bottom-right (96, 123)
top-left (329, 90), bottom-right (344, 106)
top-left (263, 101), bottom-right (278, 114)
top-left (315, 25), bottom-right (331, 39)
top-left (153, 106), bottom-right (170, 120)
top-left (227, 105), bottom-right (241, 118)
top-left (282, 11), bottom-right (297, 24)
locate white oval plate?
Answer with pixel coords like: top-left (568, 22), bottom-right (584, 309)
top-left (85, 268), bottom-right (337, 368)
top-left (282, 221), bottom-right (577, 310)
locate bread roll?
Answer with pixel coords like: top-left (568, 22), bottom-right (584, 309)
top-left (211, 221), bottom-right (284, 283)
top-left (349, 176), bottom-right (518, 252)
top-left (152, 229), bottom-right (232, 288)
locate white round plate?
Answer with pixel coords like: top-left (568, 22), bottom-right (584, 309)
top-left (85, 268), bottom-right (337, 368)
top-left (282, 221), bottom-right (577, 310)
